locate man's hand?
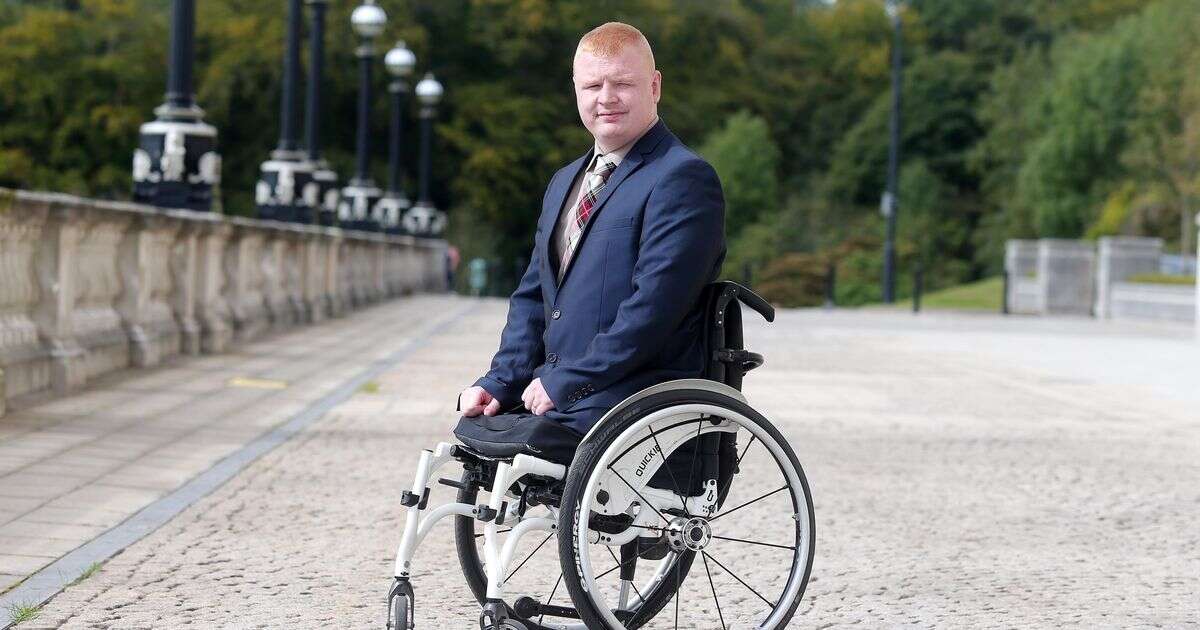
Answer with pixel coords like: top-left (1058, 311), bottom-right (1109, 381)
top-left (521, 378), bottom-right (556, 416)
top-left (460, 386), bottom-right (501, 417)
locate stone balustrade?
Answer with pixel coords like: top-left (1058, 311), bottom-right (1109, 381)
top-left (0, 188), bottom-right (447, 416)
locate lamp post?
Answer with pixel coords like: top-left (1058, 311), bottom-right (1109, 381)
top-left (305, 0), bottom-right (340, 226)
top-left (404, 72), bottom-right (446, 237)
top-left (133, 0), bottom-right (221, 211)
top-left (256, 0), bottom-right (314, 223)
top-left (881, 0), bottom-right (903, 303)
top-left (375, 41), bottom-right (416, 235)
top-left (339, 0), bottom-right (386, 231)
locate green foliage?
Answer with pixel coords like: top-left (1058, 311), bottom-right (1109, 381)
top-left (700, 111), bottom-right (780, 239)
top-left (0, 0), bottom-right (1193, 307)
top-left (1127, 273), bottom-right (1196, 286)
top-left (917, 275), bottom-right (1003, 311)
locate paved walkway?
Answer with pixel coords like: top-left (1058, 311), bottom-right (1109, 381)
top-left (3, 299), bottom-right (1198, 628)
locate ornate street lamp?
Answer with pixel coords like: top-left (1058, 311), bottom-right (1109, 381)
top-left (403, 72), bottom-right (446, 237)
top-left (374, 40), bottom-right (416, 235)
top-left (305, 0), bottom-right (340, 226)
top-left (339, 0), bottom-right (387, 231)
top-left (256, 0), bottom-right (314, 223)
top-left (133, 0), bottom-right (221, 212)
top-left (881, 0), bottom-right (903, 303)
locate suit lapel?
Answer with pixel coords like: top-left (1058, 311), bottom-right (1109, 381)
top-left (557, 120), bottom-right (671, 288)
top-left (540, 150), bottom-right (593, 304)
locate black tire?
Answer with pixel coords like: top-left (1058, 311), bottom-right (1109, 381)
top-left (454, 473), bottom-right (565, 630)
top-left (557, 388), bottom-right (815, 630)
top-left (389, 593), bottom-right (408, 630)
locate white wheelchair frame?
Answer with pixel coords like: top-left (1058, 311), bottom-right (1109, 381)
top-left (388, 380), bottom-right (752, 629)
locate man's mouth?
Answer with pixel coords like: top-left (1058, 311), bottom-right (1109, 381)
top-left (597, 112), bottom-right (626, 120)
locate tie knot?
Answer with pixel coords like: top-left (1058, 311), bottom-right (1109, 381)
top-left (594, 156), bottom-right (617, 180)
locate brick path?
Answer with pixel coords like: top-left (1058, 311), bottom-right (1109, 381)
top-left (6, 300), bottom-right (1199, 628)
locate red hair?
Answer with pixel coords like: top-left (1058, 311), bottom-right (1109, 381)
top-left (577, 22), bottom-right (656, 69)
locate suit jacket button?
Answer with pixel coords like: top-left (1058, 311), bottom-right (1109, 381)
top-left (547, 353), bottom-right (558, 364)
top-left (551, 309), bottom-right (561, 320)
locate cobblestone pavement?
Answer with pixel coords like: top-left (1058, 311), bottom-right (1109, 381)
top-left (16, 300), bottom-right (1200, 628)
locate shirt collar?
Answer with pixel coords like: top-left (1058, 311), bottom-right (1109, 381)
top-left (592, 116), bottom-right (659, 170)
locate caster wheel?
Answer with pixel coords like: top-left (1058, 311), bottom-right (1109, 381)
top-left (389, 594), bottom-right (409, 629)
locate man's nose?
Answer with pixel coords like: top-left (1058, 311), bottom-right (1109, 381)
top-left (598, 82), bottom-right (619, 105)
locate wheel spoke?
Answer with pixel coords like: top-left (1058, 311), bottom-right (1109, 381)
top-left (609, 468), bottom-right (670, 525)
top-left (685, 420), bottom-right (704, 502)
top-left (505, 533), bottom-right (554, 582)
top-left (704, 550), bottom-right (777, 609)
top-left (708, 485), bottom-right (788, 522)
top-left (701, 551), bottom-right (727, 629)
top-left (474, 528), bottom-right (511, 538)
top-left (605, 546), bottom-right (645, 606)
top-left (537, 571), bottom-right (564, 626)
top-left (735, 434), bottom-right (757, 469)
top-left (650, 423), bottom-right (691, 517)
top-left (710, 533), bottom-right (796, 552)
top-left (673, 556), bottom-right (681, 630)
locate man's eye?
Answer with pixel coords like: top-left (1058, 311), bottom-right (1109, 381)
top-left (586, 84), bottom-right (600, 90)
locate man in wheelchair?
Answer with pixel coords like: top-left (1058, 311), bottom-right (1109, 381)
top-left (387, 22), bottom-right (814, 630)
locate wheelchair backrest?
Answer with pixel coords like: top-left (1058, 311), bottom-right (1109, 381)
top-left (699, 281), bottom-right (775, 391)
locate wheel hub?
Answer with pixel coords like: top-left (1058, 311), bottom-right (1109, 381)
top-left (666, 516), bottom-right (711, 552)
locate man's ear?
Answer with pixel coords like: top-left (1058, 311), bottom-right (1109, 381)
top-left (652, 70), bottom-right (662, 103)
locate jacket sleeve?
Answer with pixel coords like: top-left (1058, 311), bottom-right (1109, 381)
top-left (541, 158), bottom-right (725, 411)
top-left (474, 228), bottom-right (548, 410)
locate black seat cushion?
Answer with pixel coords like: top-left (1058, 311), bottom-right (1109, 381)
top-left (453, 413), bottom-right (584, 466)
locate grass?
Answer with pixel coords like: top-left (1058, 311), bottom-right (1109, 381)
top-left (1127, 273), bottom-right (1195, 286)
top-left (915, 276), bottom-right (1004, 312)
top-left (72, 561), bottom-right (103, 585)
top-left (6, 602), bottom-right (40, 626)
top-left (357, 380), bottom-right (381, 394)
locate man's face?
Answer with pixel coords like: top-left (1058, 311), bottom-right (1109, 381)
top-left (573, 46), bottom-right (661, 151)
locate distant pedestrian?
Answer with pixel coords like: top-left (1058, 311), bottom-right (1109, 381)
top-left (446, 245), bottom-right (460, 291)
top-left (468, 257), bottom-right (488, 296)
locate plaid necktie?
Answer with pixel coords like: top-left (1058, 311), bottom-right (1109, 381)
top-left (559, 156), bottom-right (617, 280)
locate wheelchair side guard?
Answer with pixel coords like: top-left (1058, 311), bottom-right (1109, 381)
top-left (590, 414), bottom-right (736, 518)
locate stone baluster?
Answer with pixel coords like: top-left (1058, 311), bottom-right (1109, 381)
top-left (224, 222), bottom-right (270, 341)
top-left (326, 233), bottom-right (345, 318)
top-left (116, 211), bottom-right (184, 367)
top-left (171, 217), bottom-right (204, 355)
top-left (196, 221), bottom-right (233, 353)
top-left (33, 199), bottom-right (88, 394)
top-left (0, 192), bottom-right (50, 407)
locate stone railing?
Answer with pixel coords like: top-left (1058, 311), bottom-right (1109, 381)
top-left (0, 188), bottom-right (447, 416)
top-left (1004, 239), bottom-right (1095, 316)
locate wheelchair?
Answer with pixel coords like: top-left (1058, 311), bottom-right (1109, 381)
top-left (386, 281), bottom-right (815, 629)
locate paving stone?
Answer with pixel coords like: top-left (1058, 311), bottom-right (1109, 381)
top-left (17, 299), bottom-right (1200, 628)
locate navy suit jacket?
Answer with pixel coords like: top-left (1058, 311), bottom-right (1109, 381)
top-left (474, 120), bottom-right (726, 432)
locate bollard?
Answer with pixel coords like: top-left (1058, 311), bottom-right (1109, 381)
top-left (1001, 270), bottom-right (1010, 315)
top-left (824, 263), bottom-right (837, 309)
top-left (912, 262), bottom-right (924, 313)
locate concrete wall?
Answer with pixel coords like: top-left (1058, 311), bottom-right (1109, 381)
top-left (0, 188), bottom-right (447, 415)
top-left (1094, 237), bottom-right (1163, 319)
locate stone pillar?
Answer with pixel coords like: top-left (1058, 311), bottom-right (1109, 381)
top-left (1037, 239), bottom-right (1095, 316)
top-left (1095, 237), bottom-right (1163, 319)
top-left (116, 212), bottom-right (184, 367)
top-left (1004, 240), bottom-right (1038, 314)
top-left (196, 221), bottom-right (233, 353)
